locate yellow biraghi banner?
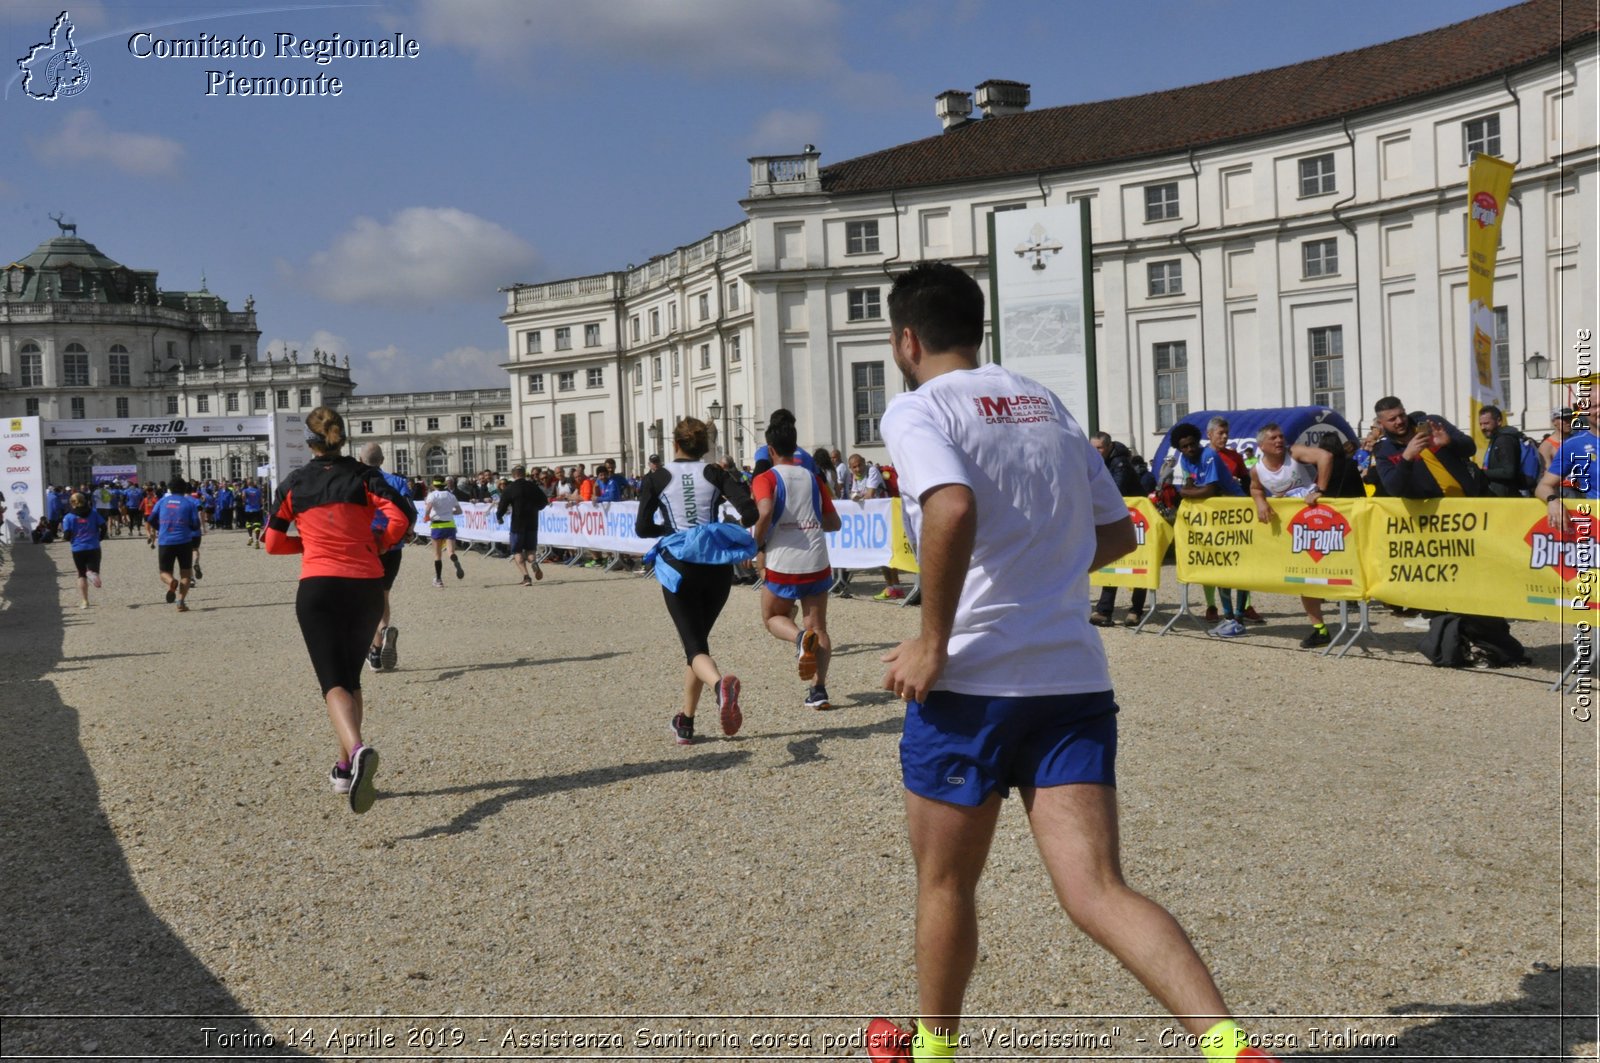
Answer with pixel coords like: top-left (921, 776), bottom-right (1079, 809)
top-left (1175, 498), bottom-right (1366, 600)
top-left (1090, 498), bottom-right (1173, 590)
top-left (1357, 498), bottom-right (1594, 623)
top-left (1467, 154), bottom-right (1515, 433)
top-left (888, 498), bottom-right (920, 574)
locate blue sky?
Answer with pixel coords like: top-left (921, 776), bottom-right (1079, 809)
top-left (1, 0), bottom-right (1519, 393)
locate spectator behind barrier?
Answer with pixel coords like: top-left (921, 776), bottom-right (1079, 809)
top-left (1088, 432), bottom-right (1147, 628)
top-left (1478, 405), bottom-right (1541, 498)
top-left (1368, 396), bottom-right (1482, 498)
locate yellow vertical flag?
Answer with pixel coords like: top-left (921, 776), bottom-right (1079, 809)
top-left (1467, 154), bottom-right (1515, 443)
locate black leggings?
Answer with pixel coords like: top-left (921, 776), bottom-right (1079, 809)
top-left (660, 559), bottom-right (733, 664)
top-left (296, 577), bottom-right (385, 696)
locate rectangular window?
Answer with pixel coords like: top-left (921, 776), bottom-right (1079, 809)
top-left (847, 287), bottom-right (882, 321)
top-left (298, 387), bottom-right (311, 408)
top-left (1147, 260), bottom-right (1184, 297)
top-left (226, 391), bottom-right (239, 413)
top-left (726, 281), bottom-right (740, 311)
top-left (70, 396), bottom-right (85, 419)
top-left (393, 418), bottom-right (406, 432)
top-left (253, 390), bottom-right (266, 411)
top-left (845, 219), bottom-right (880, 255)
top-left (560, 413), bottom-right (578, 456)
top-left (196, 394), bottom-right (210, 413)
top-left (555, 326), bottom-right (572, 350)
top-left (672, 351), bottom-right (680, 378)
top-left (63, 351), bottom-right (89, 387)
top-left (558, 371), bottom-right (575, 392)
top-left (1299, 153), bottom-right (1337, 197)
top-left (650, 309), bottom-right (661, 336)
top-left (1144, 182), bottom-right (1180, 222)
top-left (584, 323), bottom-right (601, 347)
top-left (697, 293), bottom-right (710, 320)
top-left (460, 445), bottom-right (475, 473)
top-left (1302, 238), bottom-right (1339, 278)
top-left (426, 416), bottom-right (440, 431)
top-left (630, 317), bottom-right (640, 343)
top-left (669, 303), bottom-right (678, 331)
top-left (526, 331), bottom-right (542, 354)
top-left (116, 397), bottom-right (129, 418)
top-left (1493, 306), bottom-right (1511, 404)
top-left (230, 344), bottom-right (243, 359)
top-left (394, 448), bottom-right (410, 476)
top-left (853, 362), bottom-right (887, 444)
top-left (652, 356), bottom-right (662, 382)
top-left (359, 420), bottom-right (374, 434)
top-left (1308, 326), bottom-right (1345, 412)
top-left (25, 397), bottom-right (39, 416)
top-left (109, 353), bottom-right (131, 386)
top-left (1464, 114), bottom-right (1501, 161)
top-left (699, 344), bottom-right (711, 371)
top-left (20, 353), bottom-right (42, 386)
top-left (586, 367), bottom-right (604, 388)
top-left (494, 444), bottom-right (508, 472)
top-left (197, 458), bottom-right (212, 481)
top-left (632, 363), bottom-right (643, 388)
top-left (491, 413), bottom-right (505, 428)
top-left (733, 404), bottom-right (744, 460)
top-left (459, 415), bottom-right (473, 429)
top-left (275, 389), bottom-right (288, 410)
top-left (528, 373), bottom-right (544, 394)
top-left (167, 395), bottom-right (180, 415)
top-left (228, 456), bottom-right (243, 480)
top-left (728, 334), bottom-right (742, 364)
top-left (1153, 342), bottom-right (1189, 431)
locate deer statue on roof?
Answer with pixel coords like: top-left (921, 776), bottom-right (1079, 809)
top-left (48, 213), bottom-right (77, 236)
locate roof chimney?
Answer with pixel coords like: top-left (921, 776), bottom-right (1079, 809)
top-left (975, 79), bottom-right (1030, 118)
top-left (935, 89), bottom-right (973, 131)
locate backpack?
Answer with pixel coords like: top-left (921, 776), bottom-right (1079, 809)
top-left (1460, 615), bottom-right (1530, 667)
top-left (1419, 614), bottom-right (1468, 668)
top-left (1515, 435), bottom-right (1542, 491)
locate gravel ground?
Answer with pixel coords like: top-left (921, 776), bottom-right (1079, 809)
top-left (1, 530), bottom-right (1594, 1062)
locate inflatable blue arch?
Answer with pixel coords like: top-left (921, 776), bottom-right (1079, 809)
top-left (1149, 406), bottom-right (1358, 470)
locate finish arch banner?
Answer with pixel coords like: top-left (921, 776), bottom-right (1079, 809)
top-left (1175, 497), bottom-right (1366, 600)
top-left (1090, 498), bottom-right (1172, 591)
top-left (1358, 497), bottom-right (1594, 623)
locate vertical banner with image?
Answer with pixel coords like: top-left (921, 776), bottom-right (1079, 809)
top-left (1466, 154), bottom-right (1515, 442)
top-left (2, 416), bottom-right (45, 539)
top-left (989, 202), bottom-right (1097, 432)
top-left (267, 412), bottom-right (314, 495)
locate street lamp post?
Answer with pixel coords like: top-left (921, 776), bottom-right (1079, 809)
top-left (1522, 350), bottom-right (1548, 429)
top-left (707, 399), bottom-right (722, 460)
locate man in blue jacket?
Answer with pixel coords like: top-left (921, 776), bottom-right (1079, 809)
top-left (153, 478), bottom-right (202, 612)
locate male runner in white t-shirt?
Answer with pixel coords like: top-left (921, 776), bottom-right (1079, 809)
top-left (866, 262), bottom-right (1281, 1063)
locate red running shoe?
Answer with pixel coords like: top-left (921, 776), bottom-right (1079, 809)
top-left (1241, 606), bottom-right (1267, 624)
top-left (865, 1019), bottom-right (912, 1062)
top-left (716, 675), bottom-right (742, 736)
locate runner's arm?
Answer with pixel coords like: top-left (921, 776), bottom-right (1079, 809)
top-left (881, 483), bottom-right (974, 703)
top-left (262, 488), bottom-right (302, 555)
top-left (1089, 515), bottom-right (1137, 572)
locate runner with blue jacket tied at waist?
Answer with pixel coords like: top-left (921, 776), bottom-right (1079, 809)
top-left (635, 416), bottom-right (758, 745)
top-left (360, 442), bottom-right (412, 671)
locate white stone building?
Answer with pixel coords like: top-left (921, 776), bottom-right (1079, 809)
top-left (0, 229), bottom-right (353, 485)
top-left (506, 0), bottom-right (1596, 462)
top-left (501, 223), bottom-right (756, 474)
top-left (342, 388), bottom-right (513, 481)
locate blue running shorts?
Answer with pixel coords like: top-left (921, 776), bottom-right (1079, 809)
top-left (429, 525), bottom-right (457, 541)
top-left (764, 574), bottom-right (833, 600)
top-left (900, 689), bottom-right (1118, 806)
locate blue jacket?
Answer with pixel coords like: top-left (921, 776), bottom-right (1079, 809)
top-left (644, 522), bottom-right (758, 593)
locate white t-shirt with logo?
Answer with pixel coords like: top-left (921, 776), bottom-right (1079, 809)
top-left (425, 490), bottom-right (462, 527)
top-left (881, 363), bottom-right (1127, 696)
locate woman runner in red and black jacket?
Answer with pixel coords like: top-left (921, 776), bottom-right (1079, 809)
top-left (265, 406), bottom-right (416, 813)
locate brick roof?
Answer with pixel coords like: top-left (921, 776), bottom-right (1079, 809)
top-left (821, 0), bottom-right (1596, 195)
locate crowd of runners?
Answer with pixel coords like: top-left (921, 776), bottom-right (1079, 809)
top-left (44, 262), bottom-right (1484, 1062)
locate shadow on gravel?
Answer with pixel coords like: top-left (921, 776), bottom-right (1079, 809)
top-left (425, 650), bottom-right (629, 682)
top-left (389, 750), bottom-right (753, 841)
top-left (775, 715), bottom-right (903, 767)
top-left (0, 547), bottom-right (302, 1057)
top-left (1289, 965), bottom-right (1598, 1059)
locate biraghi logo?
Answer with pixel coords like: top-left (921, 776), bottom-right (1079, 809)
top-left (1128, 505), bottom-right (1148, 546)
top-left (970, 394), bottom-right (1057, 425)
top-left (1470, 191), bottom-right (1500, 229)
top-left (1526, 514), bottom-right (1597, 584)
top-left (8, 443), bottom-right (28, 460)
top-left (1287, 506), bottom-right (1350, 562)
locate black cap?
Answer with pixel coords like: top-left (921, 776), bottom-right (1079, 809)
top-left (648, 454), bottom-right (662, 465)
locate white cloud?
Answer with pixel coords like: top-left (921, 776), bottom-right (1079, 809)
top-left (30, 112), bottom-right (184, 177)
top-left (401, 0), bottom-right (843, 76)
top-left (743, 110), bottom-right (825, 155)
top-left (351, 343), bottom-right (508, 393)
top-left (294, 207), bottom-right (538, 306)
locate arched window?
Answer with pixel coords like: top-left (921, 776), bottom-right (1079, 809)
top-left (62, 342), bottom-right (89, 387)
top-left (425, 446), bottom-right (449, 477)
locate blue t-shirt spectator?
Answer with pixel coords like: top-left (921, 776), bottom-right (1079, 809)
top-left (1551, 430), bottom-right (1600, 499)
top-left (60, 510), bottom-right (104, 551)
top-left (1177, 448), bottom-right (1245, 496)
top-left (154, 493), bottom-right (202, 545)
